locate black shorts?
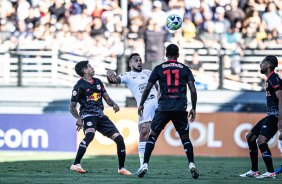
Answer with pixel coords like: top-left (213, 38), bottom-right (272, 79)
top-left (251, 115), bottom-right (278, 140)
top-left (83, 115), bottom-right (119, 138)
top-left (151, 110), bottom-right (189, 136)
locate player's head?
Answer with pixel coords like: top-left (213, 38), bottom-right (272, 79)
top-left (128, 53), bottom-right (142, 72)
top-left (260, 55), bottom-right (278, 74)
top-left (75, 60), bottom-right (95, 77)
top-left (166, 44), bottom-right (179, 60)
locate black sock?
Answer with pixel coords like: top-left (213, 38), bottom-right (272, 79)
top-left (259, 143), bottom-right (274, 172)
top-left (182, 138), bottom-right (194, 163)
top-left (143, 135), bottom-right (157, 164)
top-left (74, 132), bottom-right (94, 165)
top-left (248, 140), bottom-right (258, 171)
top-left (114, 135), bottom-right (126, 169)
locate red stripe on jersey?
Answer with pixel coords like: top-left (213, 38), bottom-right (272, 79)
top-left (91, 79), bottom-right (94, 84)
top-left (167, 60), bottom-right (178, 62)
top-left (267, 71), bottom-right (275, 80)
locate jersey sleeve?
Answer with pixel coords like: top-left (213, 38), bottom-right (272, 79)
top-left (269, 75), bottom-right (282, 92)
top-left (98, 79), bottom-right (107, 94)
top-left (71, 84), bottom-right (81, 102)
top-left (187, 67), bottom-right (195, 82)
top-left (119, 72), bottom-right (128, 84)
top-left (148, 67), bottom-right (159, 84)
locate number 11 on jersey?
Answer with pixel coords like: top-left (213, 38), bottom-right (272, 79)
top-left (163, 69), bottom-right (179, 86)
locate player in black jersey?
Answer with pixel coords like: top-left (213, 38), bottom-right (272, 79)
top-left (240, 55), bottom-right (282, 179)
top-left (136, 44), bottom-right (199, 179)
top-left (69, 61), bottom-right (132, 175)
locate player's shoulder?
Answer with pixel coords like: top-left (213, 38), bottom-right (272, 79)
top-left (120, 71), bottom-right (130, 77)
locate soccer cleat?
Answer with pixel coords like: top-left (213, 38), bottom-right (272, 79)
top-left (118, 167), bottom-right (133, 175)
top-left (70, 164), bottom-right (86, 173)
top-left (256, 172), bottom-right (276, 178)
top-left (275, 165), bottom-right (282, 174)
top-left (239, 170), bottom-right (260, 177)
top-left (189, 162), bottom-right (199, 179)
top-left (137, 163), bottom-right (148, 178)
top-left (134, 170), bottom-right (148, 175)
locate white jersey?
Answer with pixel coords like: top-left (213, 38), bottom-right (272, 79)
top-left (119, 70), bottom-right (158, 108)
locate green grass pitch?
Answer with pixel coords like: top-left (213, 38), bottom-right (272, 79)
top-left (0, 151), bottom-right (282, 184)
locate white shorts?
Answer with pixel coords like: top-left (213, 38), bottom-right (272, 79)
top-left (138, 99), bottom-right (158, 125)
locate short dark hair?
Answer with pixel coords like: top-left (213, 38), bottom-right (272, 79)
top-left (265, 55), bottom-right (278, 69)
top-left (128, 53), bottom-right (140, 63)
top-left (166, 44), bottom-right (179, 56)
top-left (75, 60), bottom-right (89, 77)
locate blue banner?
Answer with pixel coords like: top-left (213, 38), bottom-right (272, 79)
top-left (0, 114), bottom-right (76, 152)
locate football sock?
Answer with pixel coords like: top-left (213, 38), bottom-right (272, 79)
top-left (143, 135), bottom-right (157, 164)
top-left (248, 140), bottom-right (258, 171)
top-left (181, 138), bottom-right (194, 163)
top-left (74, 132), bottom-right (94, 165)
top-left (114, 135), bottom-right (126, 169)
top-left (259, 143), bottom-right (274, 172)
top-left (138, 142), bottom-right (146, 167)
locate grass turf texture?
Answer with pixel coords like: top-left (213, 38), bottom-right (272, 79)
top-left (0, 151), bottom-right (282, 184)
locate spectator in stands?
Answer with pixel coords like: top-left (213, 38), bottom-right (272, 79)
top-left (127, 18), bottom-right (144, 40)
top-left (140, 0), bottom-right (152, 19)
top-left (25, 8), bottom-right (39, 29)
top-left (10, 20), bottom-right (34, 44)
top-left (200, 21), bottom-right (220, 48)
top-left (262, 2), bottom-right (281, 32)
top-left (70, 0), bottom-right (87, 15)
top-left (166, 0), bottom-right (186, 18)
top-left (89, 16), bottom-right (108, 38)
top-left (256, 24), bottom-right (267, 41)
top-left (241, 26), bottom-right (259, 49)
top-left (213, 6), bottom-right (231, 34)
top-left (49, 0), bottom-right (66, 22)
top-left (182, 14), bottom-right (201, 43)
top-left (150, 0), bottom-right (166, 29)
top-left (223, 55), bottom-right (240, 81)
top-left (248, 0), bottom-right (266, 18)
top-left (0, 0), bottom-right (13, 18)
top-left (259, 29), bottom-right (281, 50)
top-left (144, 18), bottom-right (165, 64)
top-left (242, 9), bottom-right (261, 31)
top-left (17, 0), bottom-right (30, 21)
top-left (225, 0), bottom-right (245, 28)
top-left (222, 26), bottom-right (243, 57)
top-left (188, 1), bottom-right (212, 30)
top-left (188, 52), bottom-right (205, 77)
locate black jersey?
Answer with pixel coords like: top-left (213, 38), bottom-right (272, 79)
top-left (71, 78), bottom-right (107, 118)
top-left (148, 60), bottom-right (195, 111)
top-left (266, 71), bottom-right (282, 117)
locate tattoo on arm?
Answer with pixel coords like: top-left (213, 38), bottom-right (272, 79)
top-left (102, 92), bottom-right (116, 107)
top-left (69, 102), bottom-right (80, 119)
top-left (188, 81), bottom-right (197, 110)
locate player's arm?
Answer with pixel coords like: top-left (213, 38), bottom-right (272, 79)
top-left (139, 82), bottom-right (155, 115)
top-left (102, 92), bottom-right (120, 113)
top-left (276, 90), bottom-right (282, 140)
top-left (107, 70), bottom-right (121, 84)
top-left (155, 83), bottom-right (161, 99)
top-left (69, 101), bottom-right (83, 131)
top-left (188, 81), bottom-right (197, 122)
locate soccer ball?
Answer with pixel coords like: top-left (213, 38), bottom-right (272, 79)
top-left (166, 14), bottom-right (183, 31)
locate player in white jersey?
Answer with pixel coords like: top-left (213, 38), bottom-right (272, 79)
top-left (107, 53), bottom-right (159, 174)
top-left (275, 140), bottom-right (282, 174)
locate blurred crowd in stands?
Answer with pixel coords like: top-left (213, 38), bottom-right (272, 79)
top-left (0, 0), bottom-right (282, 90)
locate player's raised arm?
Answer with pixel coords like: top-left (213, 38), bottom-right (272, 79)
top-left (187, 81), bottom-right (197, 122)
top-left (107, 70), bottom-right (121, 84)
top-left (138, 82), bottom-right (155, 115)
top-left (102, 92), bottom-right (120, 113)
top-left (276, 90), bottom-right (282, 140)
top-left (69, 101), bottom-right (83, 131)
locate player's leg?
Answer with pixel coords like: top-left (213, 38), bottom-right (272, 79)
top-left (137, 110), bottom-right (170, 178)
top-left (70, 116), bottom-right (96, 173)
top-left (138, 122), bottom-right (150, 167)
top-left (172, 111), bottom-right (199, 179)
top-left (99, 115), bottom-right (132, 175)
top-left (275, 139), bottom-right (282, 174)
top-left (240, 117), bottom-right (265, 177)
top-left (256, 115), bottom-right (278, 178)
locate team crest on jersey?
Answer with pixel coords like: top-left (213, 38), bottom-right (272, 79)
top-left (86, 122), bottom-right (93, 126)
top-left (141, 76), bottom-right (145, 79)
top-left (97, 85), bottom-right (101, 90)
top-left (72, 90), bottom-right (77, 96)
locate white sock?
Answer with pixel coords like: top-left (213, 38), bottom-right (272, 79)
top-left (138, 142), bottom-right (146, 167)
top-left (280, 140), bottom-right (282, 156)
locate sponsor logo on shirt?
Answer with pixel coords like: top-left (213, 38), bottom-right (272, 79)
top-left (87, 93), bottom-right (101, 101)
top-left (86, 122), bottom-right (93, 126)
top-left (266, 91), bottom-right (271, 96)
top-left (162, 63), bottom-right (183, 68)
top-left (97, 85), bottom-right (101, 90)
top-left (86, 89), bottom-right (90, 92)
top-left (72, 90), bottom-right (77, 96)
